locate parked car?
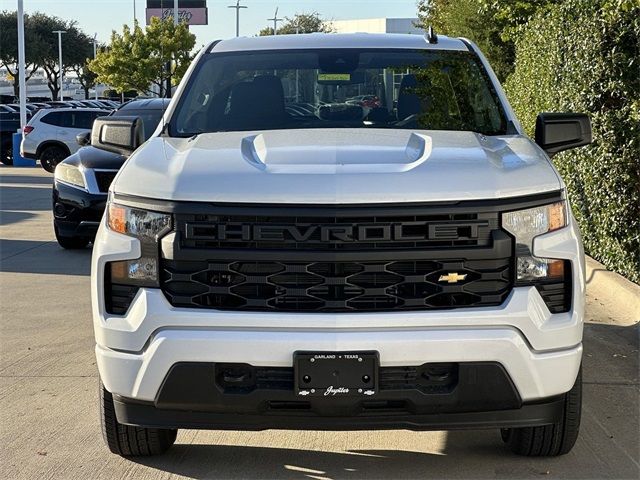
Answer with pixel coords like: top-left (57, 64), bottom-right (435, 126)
top-left (78, 100), bottom-right (111, 109)
top-left (89, 33), bottom-right (591, 458)
top-left (0, 112), bottom-right (20, 165)
top-left (100, 99), bottom-right (120, 108)
top-left (52, 98), bottom-right (169, 248)
top-left (45, 101), bottom-right (76, 109)
top-left (347, 95), bottom-right (382, 109)
top-left (28, 102), bottom-right (53, 111)
top-left (6, 103), bottom-right (36, 119)
top-left (20, 107), bottom-right (105, 172)
top-left (0, 104), bottom-right (18, 114)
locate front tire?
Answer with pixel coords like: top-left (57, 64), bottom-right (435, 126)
top-left (39, 145), bottom-right (68, 173)
top-left (100, 380), bottom-right (177, 456)
top-left (54, 225), bottom-right (89, 249)
top-left (501, 368), bottom-right (581, 456)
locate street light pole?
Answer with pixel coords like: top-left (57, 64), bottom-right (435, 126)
top-left (93, 34), bottom-right (98, 100)
top-left (228, 0), bottom-right (247, 38)
top-left (17, 0), bottom-right (27, 130)
top-left (173, 0), bottom-right (178, 25)
top-left (267, 7), bottom-right (283, 35)
top-left (52, 30), bottom-right (67, 101)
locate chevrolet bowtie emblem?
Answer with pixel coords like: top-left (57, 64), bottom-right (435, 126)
top-left (438, 272), bottom-right (468, 283)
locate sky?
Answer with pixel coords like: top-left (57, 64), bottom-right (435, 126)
top-left (12, 0), bottom-right (421, 49)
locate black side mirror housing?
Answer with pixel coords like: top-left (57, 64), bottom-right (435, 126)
top-left (76, 131), bottom-right (91, 147)
top-left (91, 116), bottom-right (144, 156)
top-left (535, 112), bottom-right (592, 156)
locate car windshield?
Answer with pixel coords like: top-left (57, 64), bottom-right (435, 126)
top-left (113, 108), bottom-right (163, 140)
top-left (170, 48), bottom-right (507, 137)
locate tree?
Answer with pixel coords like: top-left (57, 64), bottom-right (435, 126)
top-left (0, 11), bottom-right (49, 97)
top-left (25, 13), bottom-right (93, 99)
top-left (259, 12), bottom-right (333, 36)
top-left (68, 33), bottom-right (98, 99)
top-left (504, 0), bottom-right (640, 281)
top-left (416, 0), bottom-right (558, 81)
top-left (0, 11), bottom-right (95, 99)
top-left (89, 17), bottom-right (196, 97)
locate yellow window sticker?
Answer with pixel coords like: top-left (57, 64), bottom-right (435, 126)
top-left (318, 73), bottom-right (351, 82)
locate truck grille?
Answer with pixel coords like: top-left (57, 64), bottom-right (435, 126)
top-left (158, 202), bottom-right (516, 312)
top-left (161, 258), bottom-right (511, 311)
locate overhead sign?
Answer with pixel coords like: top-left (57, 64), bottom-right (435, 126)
top-left (146, 0), bottom-right (208, 25)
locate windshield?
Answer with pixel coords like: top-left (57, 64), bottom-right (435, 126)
top-left (170, 49), bottom-right (507, 137)
top-left (113, 108), bottom-right (163, 140)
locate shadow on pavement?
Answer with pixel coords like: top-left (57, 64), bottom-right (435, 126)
top-left (0, 174), bottom-right (52, 185)
top-left (0, 186), bottom-right (52, 211)
top-left (582, 323), bottom-right (639, 384)
top-left (133, 439), bottom-right (498, 480)
top-left (0, 211), bottom-right (37, 226)
top-left (0, 239), bottom-right (91, 275)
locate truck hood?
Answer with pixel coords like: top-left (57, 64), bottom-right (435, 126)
top-left (113, 129), bottom-right (561, 203)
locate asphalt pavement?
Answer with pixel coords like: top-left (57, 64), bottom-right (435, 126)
top-left (1, 166), bottom-right (638, 480)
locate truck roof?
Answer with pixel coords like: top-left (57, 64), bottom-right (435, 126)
top-left (210, 33), bottom-right (469, 54)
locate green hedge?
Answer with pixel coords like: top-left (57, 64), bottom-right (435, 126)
top-left (505, 0), bottom-right (640, 283)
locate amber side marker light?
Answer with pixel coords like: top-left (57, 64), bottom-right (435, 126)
top-left (108, 203), bottom-right (127, 234)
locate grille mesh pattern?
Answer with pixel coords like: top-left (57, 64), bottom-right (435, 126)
top-left (94, 171), bottom-right (118, 193)
top-left (161, 258), bottom-right (511, 312)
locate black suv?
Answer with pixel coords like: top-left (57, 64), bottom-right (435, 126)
top-left (52, 98), bottom-right (169, 248)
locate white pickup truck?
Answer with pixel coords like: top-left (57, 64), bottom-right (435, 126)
top-left (89, 32), bottom-right (591, 457)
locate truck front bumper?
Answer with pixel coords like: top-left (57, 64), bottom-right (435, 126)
top-left (111, 360), bottom-right (569, 431)
top-left (91, 215), bottom-right (584, 428)
top-left (96, 314), bottom-right (582, 405)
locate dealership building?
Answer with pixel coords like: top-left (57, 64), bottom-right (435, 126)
top-left (331, 18), bottom-right (422, 35)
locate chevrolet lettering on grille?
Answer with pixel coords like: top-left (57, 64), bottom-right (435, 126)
top-left (184, 222), bottom-right (484, 243)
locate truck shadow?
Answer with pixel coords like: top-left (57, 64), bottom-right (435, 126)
top-left (133, 436), bottom-right (502, 480)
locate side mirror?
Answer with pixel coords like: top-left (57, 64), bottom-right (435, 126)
top-left (535, 112), bottom-right (592, 156)
top-left (76, 131), bottom-right (91, 147)
top-left (90, 116), bottom-right (144, 156)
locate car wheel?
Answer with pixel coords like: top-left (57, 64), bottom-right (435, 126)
top-left (39, 145), bottom-right (68, 173)
top-left (100, 380), bottom-right (177, 456)
top-left (501, 368), bottom-right (581, 456)
top-left (54, 225), bottom-right (89, 249)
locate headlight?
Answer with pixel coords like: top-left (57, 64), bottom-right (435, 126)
top-left (55, 163), bottom-right (86, 189)
top-left (106, 201), bottom-right (171, 286)
top-left (107, 202), bottom-right (171, 241)
top-left (502, 200), bottom-right (567, 282)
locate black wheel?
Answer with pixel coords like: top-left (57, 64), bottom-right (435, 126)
top-left (54, 224), bottom-right (89, 249)
top-left (39, 145), bottom-right (68, 173)
top-left (501, 368), bottom-right (581, 456)
top-left (100, 380), bottom-right (177, 456)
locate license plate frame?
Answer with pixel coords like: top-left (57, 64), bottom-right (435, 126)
top-left (294, 351), bottom-right (379, 397)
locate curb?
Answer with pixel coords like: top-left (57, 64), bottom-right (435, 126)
top-left (585, 256), bottom-right (640, 326)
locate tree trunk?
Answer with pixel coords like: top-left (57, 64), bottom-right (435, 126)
top-left (84, 87), bottom-right (90, 99)
top-left (48, 80), bottom-right (60, 101)
top-left (8, 64), bottom-right (40, 100)
top-left (43, 65), bottom-right (60, 100)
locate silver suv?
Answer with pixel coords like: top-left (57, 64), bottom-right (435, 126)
top-left (20, 107), bottom-right (104, 172)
